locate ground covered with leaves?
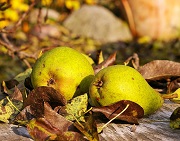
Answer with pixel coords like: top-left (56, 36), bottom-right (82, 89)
top-left (1, 52), bottom-right (180, 140)
top-left (0, 0), bottom-right (180, 140)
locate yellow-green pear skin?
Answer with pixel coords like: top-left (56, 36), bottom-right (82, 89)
top-left (31, 47), bottom-right (94, 101)
top-left (89, 65), bottom-right (164, 115)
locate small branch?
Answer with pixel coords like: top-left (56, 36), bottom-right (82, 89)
top-left (0, 2), bottom-right (36, 67)
top-left (0, 2), bottom-right (11, 11)
top-left (124, 53), bottom-right (140, 69)
top-left (0, 34), bottom-right (16, 57)
top-left (0, 2), bottom-right (35, 33)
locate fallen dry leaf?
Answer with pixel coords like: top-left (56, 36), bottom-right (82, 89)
top-left (93, 52), bottom-right (117, 74)
top-left (74, 113), bottom-right (99, 141)
top-left (27, 118), bottom-right (61, 141)
top-left (23, 86), bottom-right (67, 117)
top-left (92, 100), bottom-right (144, 124)
top-left (138, 60), bottom-right (180, 81)
top-left (167, 78), bottom-right (180, 93)
top-left (27, 102), bottom-right (87, 141)
top-left (43, 102), bottom-right (73, 132)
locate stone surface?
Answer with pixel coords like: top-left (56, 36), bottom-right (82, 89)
top-left (63, 5), bottom-right (132, 43)
top-left (0, 124), bottom-right (32, 141)
top-left (99, 100), bottom-right (180, 141)
top-left (0, 101), bottom-right (179, 140)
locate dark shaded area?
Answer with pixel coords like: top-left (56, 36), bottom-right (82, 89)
top-left (100, 39), bottom-right (180, 65)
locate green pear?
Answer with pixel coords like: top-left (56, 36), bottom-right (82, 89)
top-left (89, 65), bottom-right (164, 115)
top-left (31, 47), bottom-right (94, 101)
top-left (82, 53), bottom-right (94, 65)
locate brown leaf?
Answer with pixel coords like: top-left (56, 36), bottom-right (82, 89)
top-left (56, 132), bottom-right (88, 141)
top-left (43, 102), bottom-right (73, 132)
top-left (93, 52), bottom-right (117, 74)
top-left (23, 86), bottom-right (67, 117)
top-left (15, 105), bottom-right (34, 124)
top-left (1, 79), bottom-right (19, 92)
top-left (27, 102), bottom-right (86, 141)
top-left (92, 100), bottom-right (144, 124)
top-left (27, 118), bottom-right (62, 141)
top-left (124, 53), bottom-right (140, 69)
top-left (138, 60), bottom-right (180, 81)
top-left (74, 113), bottom-right (99, 141)
top-left (9, 86), bottom-right (23, 101)
top-left (167, 78), bottom-right (180, 93)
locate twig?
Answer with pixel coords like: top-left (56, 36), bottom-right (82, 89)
top-left (0, 2), bottom-right (35, 33)
top-left (124, 53), bottom-right (140, 69)
top-left (0, 36), bottom-right (35, 67)
top-left (0, 2), bottom-right (36, 67)
top-left (0, 34), bottom-right (16, 57)
top-left (0, 2), bottom-right (11, 11)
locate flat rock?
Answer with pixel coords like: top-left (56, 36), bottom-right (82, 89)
top-left (0, 124), bottom-right (32, 141)
top-left (99, 100), bottom-right (180, 141)
top-left (0, 101), bottom-right (179, 140)
top-left (63, 5), bottom-right (132, 43)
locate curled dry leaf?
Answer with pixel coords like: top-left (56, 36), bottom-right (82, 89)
top-left (93, 52), bottom-right (117, 74)
top-left (167, 78), bottom-right (180, 93)
top-left (27, 102), bottom-right (86, 141)
top-left (23, 86), bottom-right (67, 117)
top-left (9, 86), bottom-right (23, 101)
top-left (1, 68), bottom-right (32, 100)
top-left (27, 118), bottom-right (61, 141)
top-left (43, 102), bottom-right (73, 132)
top-left (138, 60), bottom-right (180, 81)
top-left (15, 105), bottom-right (34, 125)
top-left (92, 100), bottom-right (144, 124)
top-left (124, 53), bottom-right (140, 69)
top-left (1, 79), bottom-right (19, 93)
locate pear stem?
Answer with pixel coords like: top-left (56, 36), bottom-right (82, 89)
top-left (161, 93), bottom-right (178, 99)
top-left (98, 104), bottom-right (130, 133)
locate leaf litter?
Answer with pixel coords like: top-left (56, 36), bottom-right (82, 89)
top-left (92, 100), bottom-right (144, 125)
top-left (0, 52), bottom-right (180, 140)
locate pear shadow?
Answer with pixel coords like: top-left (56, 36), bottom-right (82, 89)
top-left (11, 126), bottom-right (32, 139)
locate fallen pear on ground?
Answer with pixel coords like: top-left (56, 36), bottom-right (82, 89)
top-left (31, 47), bottom-right (94, 101)
top-left (89, 65), bottom-right (165, 115)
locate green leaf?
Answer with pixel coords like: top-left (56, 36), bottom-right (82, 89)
top-left (0, 97), bottom-right (23, 123)
top-left (59, 93), bottom-right (88, 122)
top-left (14, 68), bottom-right (32, 83)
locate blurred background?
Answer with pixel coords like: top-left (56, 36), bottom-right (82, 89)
top-left (0, 0), bottom-right (180, 82)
